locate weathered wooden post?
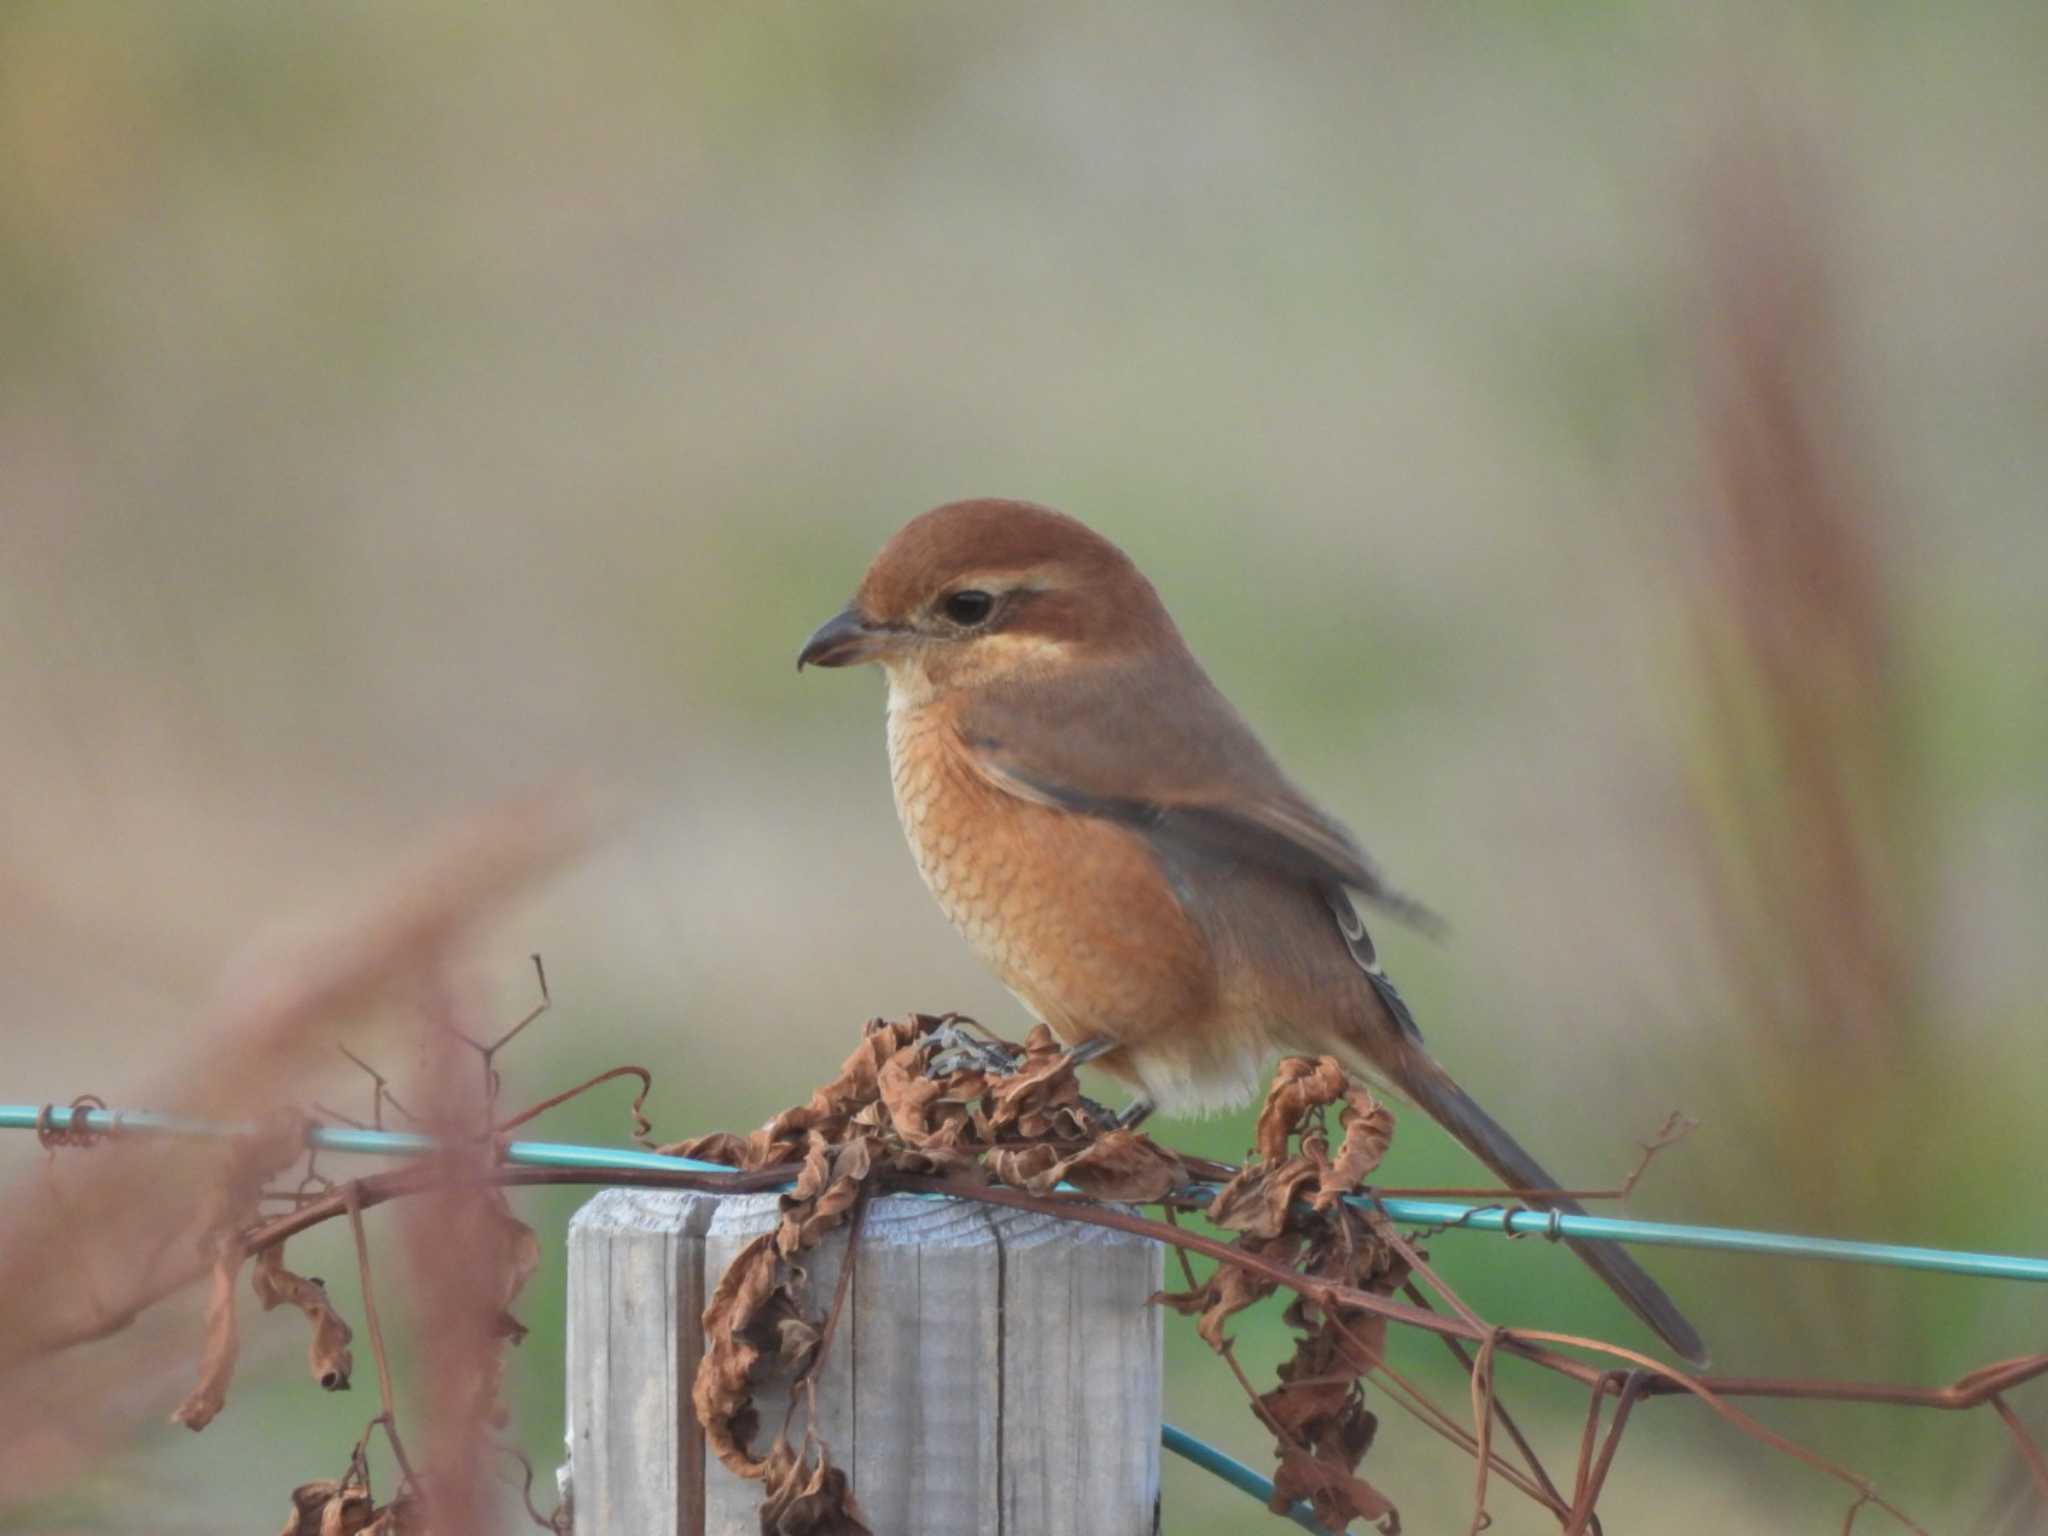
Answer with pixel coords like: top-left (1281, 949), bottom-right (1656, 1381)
top-left (565, 1187), bottom-right (1164, 1535)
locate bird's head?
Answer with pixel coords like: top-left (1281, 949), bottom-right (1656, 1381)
top-left (798, 499), bottom-right (1178, 701)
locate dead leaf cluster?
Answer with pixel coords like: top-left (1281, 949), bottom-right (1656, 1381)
top-left (678, 1014), bottom-right (1191, 1533)
top-left (1157, 1053), bottom-right (1407, 1533)
top-left (279, 1474), bottom-right (424, 1536)
top-left (677, 1020), bottom-right (1422, 1533)
top-left (666, 1015), bottom-right (1185, 1196)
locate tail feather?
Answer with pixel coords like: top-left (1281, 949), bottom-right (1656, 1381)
top-left (1384, 1042), bottom-right (1709, 1367)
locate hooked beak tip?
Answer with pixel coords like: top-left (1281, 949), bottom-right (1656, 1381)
top-left (797, 606), bottom-right (881, 672)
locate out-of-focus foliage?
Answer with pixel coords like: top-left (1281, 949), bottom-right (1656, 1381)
top-left (3, 3), bottom-right (2044, 1530)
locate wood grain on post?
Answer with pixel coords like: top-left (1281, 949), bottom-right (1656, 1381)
top-left (565, 1188), bottom-right (1163, 1535)
top-left (565, 1189), bottom-right (721, 1536)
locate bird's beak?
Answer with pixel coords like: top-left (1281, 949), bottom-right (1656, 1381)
top-left (797, 605), bottom-right (890, 671)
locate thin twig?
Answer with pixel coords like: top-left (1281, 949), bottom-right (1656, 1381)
top-left (799, 1183), bottom-right (870, 1393)
top-left (344, 1182), bottom-right (417, 1487)
top-left (1991, 1394), bottom-right (2048, 1502)
top-left (1378, 1219), bottom-right (1487, 1332)
top-left (1564, 1372), bottom-right (1647, 1536)
top-left (340, 1045), bottom-right (416, 1129)
top-left (1354, 1111), bottom-right (1695, 1204)
top-left (1305, 1299), bottom-right (1568, 1522)
top-left (500, 1443), bottom-right (568, 1533)
top-left (1511, 1329), bottom-right (1928, 1534)
top-left (489, 954), bottom-right (552, 1058)
top-left (495, 1064), bottom-right (654, 1142)
top-left (1466, 1327), bottom-right (1501, 1534)
top-left (438, 955), bottom-right (552, 1115)
top-left (1402, 1282), bottom-right (1577, 1526)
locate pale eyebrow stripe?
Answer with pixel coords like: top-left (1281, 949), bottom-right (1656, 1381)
top-left (947, 562), bottom-right (1059, 592)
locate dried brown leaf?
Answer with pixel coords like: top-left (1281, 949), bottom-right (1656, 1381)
top-left (318, 1482), bottom-right (379, 1536)
top-left (252, 1243), bottom-right (355, 1391)
top-left (280, 1480), bottom-right (373, 1536)
top-left (1155, 1233), bottom-right (1303, 1351)
top-left (985, 1143), bottom-right (1060, 1190)
top-left (1254, 1056), bottom-right (1346, 1160)
top-left (776, 1134), bottom-right (874, 1257)
top-left (889, 1139), bottom-right (982, 1178)
top-left (1259, 1055), bottom-right (1375, 1156)
top-left (981, 1024), bottom-right (1090, 1139)
top-left (875, 1048), bottom-right (951, 1141)
top-left (281, 1481), bottom-right (337, 1536)
top-left (777, 1019), bottom-right (930, 1138)
top-left (171, 1249), bottom-right (243, 1431)
top-left (694, 1231), bottom-right (783, 1478)
top-left (1315, 1084), bottom-right (1395, 1206)
top-left (776, 1313), bottom-right (824, 1370)
top-left (1159, 1054), bottom-right (1415, 1523)
top-left (1272, 1446), bottom-right (1400, 1533)
top-left (876, 1042), bottom-right (998, 1147)
top-left (170, 1114), bottom-right (316, 1430)
top-left (988, 1129), bottom-right (1187, 1203)
top-left (758, 1437), bottom-right (874, 1536)
top-left (694, 1119), bottom-right (883, 1487)
top-left (1205, 1157), bottom-right (1321, 1241)
top-left (656, 1130), bottom-right (756, 1167)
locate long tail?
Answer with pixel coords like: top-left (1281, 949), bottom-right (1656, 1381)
top-left (1347, 971), bottom-right (1708, 1365)
top-left (1386, 1044), bottom-right (1708, 1365)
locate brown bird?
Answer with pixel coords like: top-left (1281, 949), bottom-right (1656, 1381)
top-left (799, 498), bottom-right (1705, 1364)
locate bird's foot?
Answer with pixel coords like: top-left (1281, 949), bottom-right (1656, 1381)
top-left (1114, 1097), bottom-right (1155, 1132)
top-left (925, 1021), bottom-right (1019, 1078)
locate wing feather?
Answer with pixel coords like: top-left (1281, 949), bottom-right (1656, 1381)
top-left (959, 656), bottom-right (1440, 932)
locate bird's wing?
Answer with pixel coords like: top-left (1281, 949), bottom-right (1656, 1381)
top-left (958, 657), bottom-right (1439, 931)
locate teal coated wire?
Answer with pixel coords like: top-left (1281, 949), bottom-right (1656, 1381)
top-left (8, 1100), bottom-right (2047, 1532)
top-left (6, 1104), bottom-right (2045, 1284)
top-left (1161, 1422), bottom-right (1333, 1534)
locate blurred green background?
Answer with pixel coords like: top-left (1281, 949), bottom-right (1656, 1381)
top-left (4, 3), bottom-right (2045, 1531)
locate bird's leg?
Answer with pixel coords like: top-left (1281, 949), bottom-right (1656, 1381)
top-left (1056, 1035), bottom-right (1152, 1132)
top-left (1114, 1097), bottom-right (1155, 1131)
top-left (1060, 1035), bottom-right (1120, 1068)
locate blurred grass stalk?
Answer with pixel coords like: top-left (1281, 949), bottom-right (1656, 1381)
top-left (1656, 117), bottom-right (2048, 1522)
top-left (1679, 125), bottom-right (1928, 1207)
top-left (0, 786), bottom-right (589, 1514)
top-left (1669, 110), bottom-right (1987, 1385)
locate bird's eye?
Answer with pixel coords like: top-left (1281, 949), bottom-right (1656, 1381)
top-left (942, 589), bottom-right (995, 626)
